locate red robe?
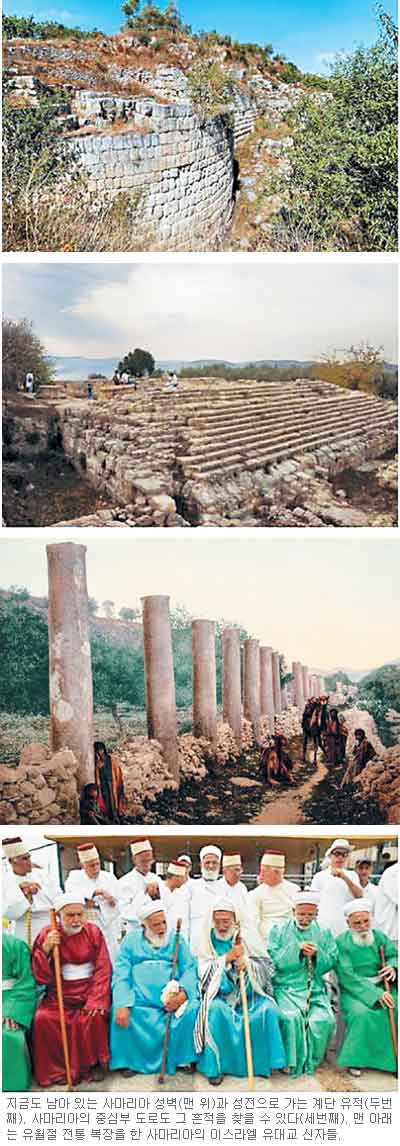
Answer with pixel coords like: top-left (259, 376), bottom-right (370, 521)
top-left (32, 922), bottom-right (112, 1086)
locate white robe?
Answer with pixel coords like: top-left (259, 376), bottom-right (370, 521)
top-left (3, 865), bottom-right (61, 946)
top-left (248, 878), bottom-right (300, 940)
top-left (117, 869), bottom-right (170, 931)
top-left (220, 877), bottom-right (249, 919)
top-left (188, 877), bottom-right (225, 953)
top-left (310, 868), bottom-right (361, 936)
top-left (374, 863), bottom-right (398, 940)
top-left (64, 868), bottom-right (121, 963)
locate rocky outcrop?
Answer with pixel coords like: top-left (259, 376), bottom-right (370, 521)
top-left (0, 744), bottom-right (80, 824)
top-left (355, 745), bottom-right (400, 823)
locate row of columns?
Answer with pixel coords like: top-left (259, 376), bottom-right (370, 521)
top-left (46, 543), bottom-right (323, 790)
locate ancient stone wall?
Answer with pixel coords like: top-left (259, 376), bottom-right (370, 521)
top-left (0, 744), bottom-right (80, 825)
top-left (72, 103), bottom-right (235, 243)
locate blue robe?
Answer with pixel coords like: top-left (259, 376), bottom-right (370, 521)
top-left (196, 933), bottom-right (286, 1079)
top-left (110, 928), bottom-right (199, 1075)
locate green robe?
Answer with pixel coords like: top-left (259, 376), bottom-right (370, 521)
top-left (268, 919), bottom-right (337, 1076)
top-left (336, 928), bottom-right (398, 1072)
top-left (2, 932), bottom-right (38, 1091)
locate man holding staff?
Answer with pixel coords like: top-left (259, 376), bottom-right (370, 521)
top-left (336, 899), bottom-right (398, 1077)
top-left (110, 902), bottom-right (199, 1078)
top-left (267, 892), bottom-right (337, 1076)
top-left (194, 899), bottom-right (286, 1085)
top-left (3, 837), bottom-right (61, 947)
top-left (31, 894), bottom-right (112, 1087)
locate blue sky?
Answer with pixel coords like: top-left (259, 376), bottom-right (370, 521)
top-left (3, 1), bottom-right (396, 73)
top-left (2, 263), bottom-right (397, 363)
top-left (0, 537), bottom-right (398, 671)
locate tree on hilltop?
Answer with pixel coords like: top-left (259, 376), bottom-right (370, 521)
top-left (118, 348), bottom-right (155, 377)
top-left (2, 316), bottom-right (53, 391)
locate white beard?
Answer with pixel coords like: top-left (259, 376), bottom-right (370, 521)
top-left (144, 927), bottom-right (168, 948)
top-left (214, 925), bottom-right (235, 942)
top-left (202, 870), bottom-right (220, 882)
top-left (351, 930), bottom-right (374, 947)
top-left (62, 924), bottom-right (84, 935)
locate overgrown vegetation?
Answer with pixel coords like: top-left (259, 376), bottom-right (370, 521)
top-left (2, 14), bottom-right (101, 40)
top-left (2, 317), bottom-right (54, 392)
top-left (0, 591), bottom-right (251, 717)
top-left (359, 665), bottom-right (400, 745)
top-left (186, 60), bottom-right (233, 121)
top-left (118, 348), bottom-right (155, 377)
top-left (2, 87), bottom-right (73, 251)
top-left (180, 347), bottom-right (397, 400)
top-left (276, 10), bottom-right (398, 251)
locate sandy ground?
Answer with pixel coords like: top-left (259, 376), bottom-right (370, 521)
top-left (30, 1063), bottom-right (397, 1094)
top-left (253, 757), bottom-right (327, 824)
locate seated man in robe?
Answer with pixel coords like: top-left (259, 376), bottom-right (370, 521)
top-left (336, 898), bottom-right (398, 1077)
top-left (194, 898), bottom-right (286, 1085)
top-left (110, 901), bottom-right (199, 1078)
top-left (267, 891), bottom-right (337, 1077)
top-left (2, 932), bottom-right (37, 1091)
top-left (31, 894), bottom-right (112, 1087)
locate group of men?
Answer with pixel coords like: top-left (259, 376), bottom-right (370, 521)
top-left (302, 697), bottom-right (376, 780)
top-left (2, 835), bottom-right (398, 1090)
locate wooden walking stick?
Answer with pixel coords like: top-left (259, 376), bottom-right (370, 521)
top-left (302, 953), bottom-right (314, 1073)
top-left (159, 918), bottom-right (182, 1084)
top-left (236, 925), bottom-right (255, 1091)
top-left (49, 909), bottom-right (73, 1090)
top-left (379, 945), bottom-right (398, 1064)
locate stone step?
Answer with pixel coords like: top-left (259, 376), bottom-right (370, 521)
top-left (184, 412), bottom-right (396, 477)
top-left (184, 396), bottom-right (381, 448)
top-left (179, 406), bottom-right (395, 470)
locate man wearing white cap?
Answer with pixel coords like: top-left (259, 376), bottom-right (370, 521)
top-left (248, 852), bottom-right (300, 941)
top-left (31, 894), bottom-right (112, 1086)
top-left (177, 854), bottom-right (196, 888)
top-left (3, 837), bottom-right (61, 948)
top-left (354, 858), bottom-right (378, 915)
top-left (162, 860), bottom-right (191, 939)
top-left (220, 854), bottom-right (249, 916)
top-left (310, 840), bottom-right (362, 936)
top-left (194, 898), bottom-right (286, 1084)
top-left (188, 846), bottom-right (224, 954)
top-left (110, 901), bottom-right (198, 1077)
top-left (267, 892), bottom-right (337, 1076)
top-left (336, 899), bottom-right (398, 1076)
top-left (375, 861), bottom-right (398, 941)
top-left (117, 839), bottom-right (170, 930)
top-left (65, 843), bottom-right (121, 963)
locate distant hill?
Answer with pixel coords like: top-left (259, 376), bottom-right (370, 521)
top-left (51, 356), bottom-right (316, 381)
top-left (316, 660), bottom-right (400, 682)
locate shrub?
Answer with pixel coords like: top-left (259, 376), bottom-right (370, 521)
top-left (2, 316), bottom-right (53, 391)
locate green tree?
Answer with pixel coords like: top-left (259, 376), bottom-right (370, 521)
top-left (91, 635), bottom-right (145, 712)
top-left (118, 348), bottom-right (155, 377)
top-left (283, 11), bottom-right (398, 251)
top-left (0, 598), bottom-right (49, 714)
top-left (3, 88), bottom-right (72, 251)
top-left (2, 316), bottom-right (53, 391)
top-left (119, 606), bottom-right (141, 621)
top-left (358, 664), bottom-right (400, 744)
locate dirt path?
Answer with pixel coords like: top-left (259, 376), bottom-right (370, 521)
top-left (253, 756), bottom-right (327, 824)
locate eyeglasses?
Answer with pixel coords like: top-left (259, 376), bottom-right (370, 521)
top-left (331, 851), bottom-right (348, 858)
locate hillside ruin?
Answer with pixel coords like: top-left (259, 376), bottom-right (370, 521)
top-left (2, 378), bottom-right (397, 527)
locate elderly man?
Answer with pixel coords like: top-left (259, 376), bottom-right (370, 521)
top-left (195, 898), bottom-right (286, 1085)
top-left (189, 846), bottom-right (224, 954)
top-left (31, 894), bottom-right (112, 1086)
top-left (118, 839), bottom-right (170, 930)
top-left (310, 839), bottom-right (362, 936)
top-left (267, 892), bottom-right (337, 1077)
top-left (110, 901), bottom-right (198, 1077)
top-left (177, 854), bottom-right (196, 888)
top-left (353, 858), bottom-right (378, 913)
top-left (3, 837), bottom-right (61, 948)
top-left (65, 843), bottom-right (121, 962)
top-left (220, 854), bottom-right (249, 916)
top-left (2, 932), bottom-right (37, 1091)
top-left (336, 899), bottom-right (398, 1076)
top-left (248, 852), bottom-right (299, 940)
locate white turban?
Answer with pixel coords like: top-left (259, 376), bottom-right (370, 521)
top-left (54, 893), bottom-right (86, 912)
top-left (211, 897), bottom-right (238, 917)
top-left (294, 892), bottom-right (320, 907)
top-left (344, 898), bottom-right (373, 917)
top-left (137, 899), bottom-right (167, 923)
top-left (200, 846), bottom-right (221, 862)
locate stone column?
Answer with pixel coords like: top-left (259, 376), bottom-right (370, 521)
top-left (222, 627), bottom-right (242, 747)
top-left (260, 646), bottom-right (275, 728)
top-left (47, 542), bottom-right (94, 788)
top-left (141, 595), bottom-right (179, 780)
top-left (243, 639), bottom-right (261, 739)
top-left (192, 620), bottom-right (217, 743)
top-left (293, 661), bottom-right (305, 711)
top-left (302, 664), bottom-right (310, 702)
top-left (271, 651), bottom-right (282, 716)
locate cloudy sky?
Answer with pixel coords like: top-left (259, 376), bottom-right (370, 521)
top-left (2, 262), bottom-right (398, 363)
top-left (4, 0), bottom-right (394, 74)
top-left (0, 535), bottom-right (398, 672)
